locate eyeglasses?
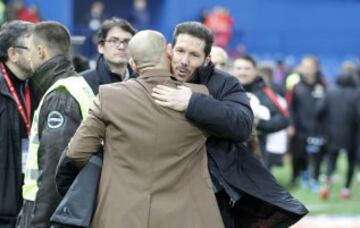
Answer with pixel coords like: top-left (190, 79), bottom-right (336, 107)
top-left (13, 45), bottom-right (30, 51)
top-left (103, 38), bottom-right (131, 48)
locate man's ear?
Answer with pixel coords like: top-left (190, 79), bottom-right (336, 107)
top-left (7, 47), bottom-right (18, 63)
top-left (38, 45), bottom-right (47, 61)
top-left (97, 43), bottom-right (104, 55)
top-left (129, 58), bottom-right (138, 73)
top-left (166, 43), bottom-right (173, 59)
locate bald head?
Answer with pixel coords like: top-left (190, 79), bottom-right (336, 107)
top-left (129, 30), bottom-right (168, 71)
top-left (211, 46), bottom-right (228, 70)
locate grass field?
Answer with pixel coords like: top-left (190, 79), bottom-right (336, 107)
top-left (272, 153), bottom-right (360, 216)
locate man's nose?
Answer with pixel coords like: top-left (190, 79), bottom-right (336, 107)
top-left (116, 43), bottom-right (126, 49)
top-left (180, 54), bottom-right (189, 66)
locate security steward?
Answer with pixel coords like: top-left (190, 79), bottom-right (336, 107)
top-left (18, 21), bottom-right (95, 228)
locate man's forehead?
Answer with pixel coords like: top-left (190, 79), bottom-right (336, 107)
top-left (175, 34), bottom-right (205, 47)
top-left (235, 59), bottom-right (253, 66)
top-left (106, 27), bottom-right (133, 39)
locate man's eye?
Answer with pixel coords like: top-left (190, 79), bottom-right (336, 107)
top-left (191, 53), bottom-right (200, 58)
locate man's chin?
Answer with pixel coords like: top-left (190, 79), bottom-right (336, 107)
top-left (110, 59), bottom-right (128, 66)
top-left (174, 70), bottom-right (190, 81)
top-left (174, 74), bottom-right (187, 82)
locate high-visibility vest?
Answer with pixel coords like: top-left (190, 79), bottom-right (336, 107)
top-left (285, 72), bottom-right (301, 91)
top-left (23, 76), bottom-right (95, 201)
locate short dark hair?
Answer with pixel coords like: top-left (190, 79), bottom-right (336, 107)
top-left (96, 17), bottom-right (136, 44)
top-left (0, 20), bottom-right (32, 62)
top-left (172, 21), bottom-right (214, 57)
top-left (31, 21), bottom-right (71, 56)
top-left (237, 55), bottom-right (257, 67)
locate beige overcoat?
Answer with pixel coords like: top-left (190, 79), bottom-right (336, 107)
top-left (67, 69), bottom-right (224, 228)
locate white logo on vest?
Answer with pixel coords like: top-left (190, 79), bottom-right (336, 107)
top-left (47, 110), bottom-right (64, 129)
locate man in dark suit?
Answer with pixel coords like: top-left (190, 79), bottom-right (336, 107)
top-left (152, 21), bottom-right (308, 227)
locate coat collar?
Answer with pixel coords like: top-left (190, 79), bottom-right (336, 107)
top-left (243, 76), bottom-right (266, 92)
top-left (139, 69), bottom-right (173, 79)
top-left (0, 62), bottom-right (27, 98)
top-left (96, 55), bottom-right (137, 84)
top-left (0, 70), bottom-right (11, 97)
top-left (30, 55), bottom-right (76, 108)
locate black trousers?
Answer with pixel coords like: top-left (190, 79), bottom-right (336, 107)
top-left (291, 136), bottom-right (326, 183)
top-left (326, 149), bottom-right (356, 188)
top-left (290, 137), bottom-right (308, 183)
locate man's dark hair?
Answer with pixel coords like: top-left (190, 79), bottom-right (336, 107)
top-left (172, 21), bottom-right (214, 57)
top-left (96, 17), bottom-right (137, 44)
top-left (237, 55), bottom-right (257, 67)
top-left (0, 20), bottom-right (32, 62)
top-left (31, 21), bottom-right (71, 56)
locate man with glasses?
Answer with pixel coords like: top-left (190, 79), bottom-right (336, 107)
top-left (82, 17), bottom-right (137, 94)
top-left (0, 20), bottom-right (32, 228)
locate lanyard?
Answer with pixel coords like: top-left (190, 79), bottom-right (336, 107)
top-left (0, 62), bottom-right (31, 134)
top-left (262, 86), bottom-right (289, 118)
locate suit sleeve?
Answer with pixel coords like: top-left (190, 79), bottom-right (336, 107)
top-left (66, 95), bottom-right (106, 168)
top-left (185, 76), bottom-right (253, 142)
top-left (31, 90), bottom-right (83, 228)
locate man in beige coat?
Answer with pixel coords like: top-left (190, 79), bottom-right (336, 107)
top-left (66, 30), bottom-right (224, 228)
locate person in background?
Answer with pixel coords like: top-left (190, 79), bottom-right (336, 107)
top-left (129, 0), bottom-right (150, 30)
top-left (317, 73), bottom-right (359, 200)
top-left (289, 56), bottom-right (326, 191)
top-left (258, 62), bottom-right (288, 170)
top-left (82, 17), bottom-right (137, 94)
top-left (259, 63), bottom-right (285, 96)
top-left (85, 1), bottom-right (106, 59)
top-left (0, 20), bottom-right (32, 228)
top-left (232, 56), bottom-right (289, 168)
top-left (210, 46), bottom-right (229, 71)
top-left (210, 45), bottom-right (228, 71)
top-left (204, 6), bottom-right (233, 49)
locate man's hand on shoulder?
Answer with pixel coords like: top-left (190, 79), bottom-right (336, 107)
top-left (152, 85), bottom-right (192, 112)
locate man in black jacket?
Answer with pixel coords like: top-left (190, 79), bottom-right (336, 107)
top-left (232, 56), bottom-right (289, 167)
top-left (290, 56), bottom-right (326, 189)
top-left (81, 17), bottom-right (137, 94)
top-left (18, 21), bottom-right (95, 228)
top-left (0, 20), bottom-right (32, 228)
top-left (152, 22), bottom-right (307, 228)
top-left (317, 74), bottom-right (359, 199)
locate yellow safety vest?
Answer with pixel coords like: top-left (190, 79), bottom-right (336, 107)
top-left (285, 72), bottom-right (301, 91)
top-left (23, 76), bottom-right (95, 201)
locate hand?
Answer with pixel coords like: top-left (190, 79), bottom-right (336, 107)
top-left (151, 85), bottom-right (192, 112)
top-left (287, 126), bottom-right (296, 137)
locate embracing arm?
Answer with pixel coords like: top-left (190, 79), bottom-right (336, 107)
top-left (185, 76), bottom-right (253, 142)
